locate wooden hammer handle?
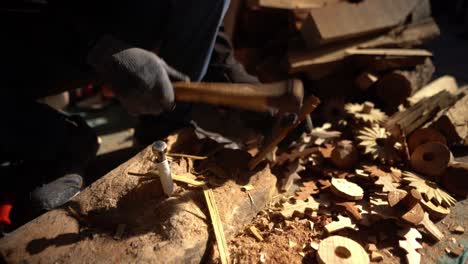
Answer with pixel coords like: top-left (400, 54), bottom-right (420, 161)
top-left (172, 79), bottom-right (303, 113)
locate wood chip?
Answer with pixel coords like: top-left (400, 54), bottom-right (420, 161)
top-left (324, 215), bottom-right (357, 234)
top-left (335, 202), bottom-right (362, 221)
top-left (248, 226), bottom-right (264, 242)
top-left (370, 252), bottom-right (384, 262)
top-left (280, 198), bottom-right (320, 219)
top-left (365, 244), bottom-right (377, 252)
top-left (330, 178), bottom-right (364, 200)
top-left (451, 225), bottom-right (465, 234)
top-left (113, 224), bottom-right (126, 240)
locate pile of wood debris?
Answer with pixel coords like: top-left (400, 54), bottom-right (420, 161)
top-left (222, 0), bottom-right (468, 263)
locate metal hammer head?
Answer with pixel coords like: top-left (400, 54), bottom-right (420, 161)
top-left (152, 141), bottom-right (167, 162)
top-left (269, 79), bottom-right (304, 114)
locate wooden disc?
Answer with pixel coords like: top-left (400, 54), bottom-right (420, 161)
top-left (317, 235), bottom-right (369, 264)
top-left (410, 142), bottom-right (452, 177)
top-left (408, 128), bottom-right (447, 154)
top-left (331, 178), bottom-right (364, 201)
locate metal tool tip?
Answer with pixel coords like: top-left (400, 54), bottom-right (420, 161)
top-left (152, 141), bottom-right (167, 153)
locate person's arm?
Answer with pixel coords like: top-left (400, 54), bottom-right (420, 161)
top-left (46, 0), bottom-right (190, 116)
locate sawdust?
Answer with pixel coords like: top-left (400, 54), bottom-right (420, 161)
top-left (229, 221), bottom-right (315, 264)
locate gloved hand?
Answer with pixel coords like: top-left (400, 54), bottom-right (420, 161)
top-left (87, 35), bottom-right (189, 115)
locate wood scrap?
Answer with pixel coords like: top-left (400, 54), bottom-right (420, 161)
top-left (407, 128), bottom-right (447, 154)
top-left (351, 49), bottom-right (431, 72)
top-left (203, 187), bottom-right (230, 264)
top-left (330, 178), bottom-right (364, 201)
top-left (248, 226), bottom-right (264, 242)
top-left (324, 215), bottom-right (357, 234)
top-left (402, 171), bottom-right (457, 208)
top-left (375, 175), bottom-right (399, 192)
top-left (275, 147), bottom-right (319, 166)
top-left (385, 89), bottom-right (460, 135)
top-left (345, 102), bottom-right (387, 124)
top-left (317, 235), bottom-right (369, 264)
top-left (295, 181), bottom-right (320, 200)
top-left (408, 75), bottom-right (458, 105)
top-left (335, 202), bottom-right (362, 221)
top-left (410, 142), bottom-right (453, 177)
top-left (330, 140), bottom-right (359, 169)
top-left (280, 198), bottom-right (320, 219)
top-left (398, 228), bottom-right (423, 264)
top-left (418, 212), bottom-right (444, 242)
top-left (301, 0), bottom-right (420, 47)
top-left (288, 18), bottom-right (439, 77)
top-left (355, 72), bottom-right (378, 91)
top-left (429, 93), bottom-right (468, 145)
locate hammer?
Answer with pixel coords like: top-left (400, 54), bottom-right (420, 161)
top-left (172, 79), bottom-right (304, 113)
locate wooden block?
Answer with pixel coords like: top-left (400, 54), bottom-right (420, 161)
top-left (430, 94), bottom-right (468, 146)
top-left (317, 236), bottom-right (369, 264)
top-left (385, 89), bottom-right (460, 135)
top-left (330, 178), bottom-right (364, 201)
top-left (301, 0), bottom-right (419, 47)
top-left (288, 18), bottom-right (440, 77)
top-left (247, 0), bottom-right (342, 10)
top-left (0, 130), bottom-right (277, 264)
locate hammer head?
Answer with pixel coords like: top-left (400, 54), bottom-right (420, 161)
top-left (269, 79), bottom-right (304, 114)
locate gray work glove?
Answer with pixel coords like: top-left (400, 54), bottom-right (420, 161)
top-left (87, 35), bottom-right (189, 115)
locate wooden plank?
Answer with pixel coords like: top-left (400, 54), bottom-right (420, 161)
top-left (429, 93), bottom-right (468, 145)
top-left (248, 0), bottom-right (342, 10)
top-left (288, 18), bottom-right (440, 77)
top-left (301, 0), bottom-right (419, 47)
top-left (346, 48), bottom-right (433, 57)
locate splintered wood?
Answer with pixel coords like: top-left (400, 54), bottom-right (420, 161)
top-left (203, 187), bottom-right (230, 264)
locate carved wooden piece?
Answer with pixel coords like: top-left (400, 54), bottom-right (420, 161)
top-left (398, 228), bottom-right (423, 264)
top-left (418, 212), bottom-right (444, 242)
top-left (387, 189), bottom-right (424, 225)
top-left (324, 215), bottom-right (357, 234)
top-left (410, 142), bottom-right (452, 177)
top-left (317, 236), bottom-right (369, 264)
top-left (430, 93), bottom-right (468, 146)
top-left (330, 178), bottom-right (364, 201)
top-left (408, 128), bottom-right (447, 154)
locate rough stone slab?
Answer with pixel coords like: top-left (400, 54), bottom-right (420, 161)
top-left (0, 130), bottom-right (276, 263)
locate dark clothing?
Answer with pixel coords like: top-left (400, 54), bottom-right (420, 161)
top-left (0, 0), bottom-right (229, 192)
